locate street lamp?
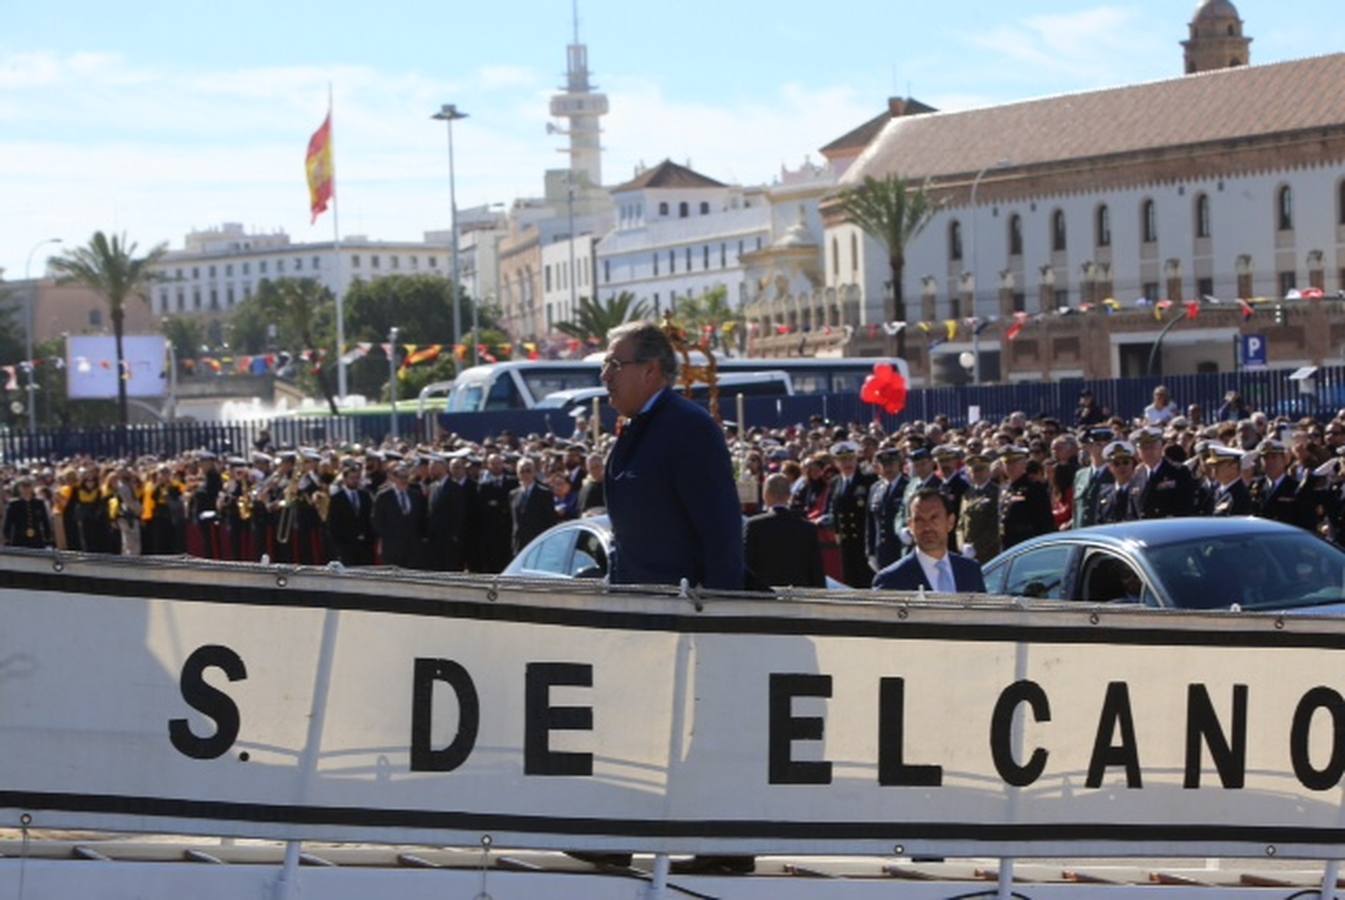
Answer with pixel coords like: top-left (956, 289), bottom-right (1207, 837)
top-left (968, 160), bottom-right (1011, 385)
top-left (388, 326), bottom-right (400, 441)
top-left (431, 103), bottom-right (469, 365)
top-left (24, 237), bottom-right (62, 433)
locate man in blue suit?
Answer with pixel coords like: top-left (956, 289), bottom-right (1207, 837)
top-left (873, 487), bottom-right (986, 593)
top-left (602, 321), bottom-right (745, 590)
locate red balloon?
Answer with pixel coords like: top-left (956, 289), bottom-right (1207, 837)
top-left (860, 375), bottom-right (883, 405)
top-left (880, 371), bottom-right (908, 415)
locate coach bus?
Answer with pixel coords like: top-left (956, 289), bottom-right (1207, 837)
top-left (419, 356), bottom-right (908, 416)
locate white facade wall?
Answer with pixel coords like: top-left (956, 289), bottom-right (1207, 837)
top-left (597, 204), bottom-right (770, 316)
top-left (540, 235), bottom-right (599, 332)
top-left (831, 164), bottom-right (1345, 324)
top-left (149, 238), bottom-right (452, 319)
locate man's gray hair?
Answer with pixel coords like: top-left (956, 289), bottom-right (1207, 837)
top-left (607, 321), bottom-right (678, 383)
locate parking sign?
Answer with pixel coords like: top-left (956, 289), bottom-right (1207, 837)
top-left (1242, 334), bottom-right (1267, 368)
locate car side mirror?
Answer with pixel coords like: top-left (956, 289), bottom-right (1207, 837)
top-left (575, 565), bottom-right (604, 579)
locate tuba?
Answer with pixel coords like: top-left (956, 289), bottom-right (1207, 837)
top-left (313, 487), bottom-right (331, 523)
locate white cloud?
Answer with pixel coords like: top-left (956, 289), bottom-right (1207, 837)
top-left (967, 6), bottom-right (1155, 87)
top-left (476, 65), bottom-right (539, 90)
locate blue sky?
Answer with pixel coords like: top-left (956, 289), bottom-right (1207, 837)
top-left (2, 0), bottom-right (1340, 278)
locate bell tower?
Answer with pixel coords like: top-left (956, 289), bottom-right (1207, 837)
top-left (1182, 0), bottom-right (1252, 74)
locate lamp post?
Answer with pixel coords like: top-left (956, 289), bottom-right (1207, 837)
top-left (388, 326), bottom-right (400, 441)
top-left (968, 160), bottom-right (1010, 385)
top-left (432, 103), bottom-right (469, 365)
top-left (24, 237), bottom-right (62, 433)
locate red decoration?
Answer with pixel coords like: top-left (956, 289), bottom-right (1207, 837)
top-left (859, 363), bottom-right (908, 415)
top-left (1185, 301), bottom-right (1200, 321)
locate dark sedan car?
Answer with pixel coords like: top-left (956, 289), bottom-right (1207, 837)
top-left (982, 517), bottom-right (1345, 614)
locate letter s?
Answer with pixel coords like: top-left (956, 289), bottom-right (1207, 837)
top-left (169, 644), bottom-right (247, 760)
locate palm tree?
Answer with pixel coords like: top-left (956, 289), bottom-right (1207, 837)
top-left (256, 278), bottom-right (340, 415)
top-left (836, 174), bottom-right (936, 357)
top-left (50, 232), bottom-right (167, 426)
top-left (555, 292), bottom-right (651, 343)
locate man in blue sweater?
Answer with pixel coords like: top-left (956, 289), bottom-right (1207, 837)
top-left (602, 321), bottom-right (745, 591)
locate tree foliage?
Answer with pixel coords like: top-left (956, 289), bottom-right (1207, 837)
top-left (159, 315), bottom-right (205, 363)
top-left (555, 292), bottom-right (650, 342)
top-left (48, 231), bottom-right (167, 426)
top-left (670, 286), bottom-right (744, 356)
top-left (836, 175), bottom-right (936, 354)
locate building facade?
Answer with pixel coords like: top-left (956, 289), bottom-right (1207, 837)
top-left (596, 160), bottom-right (770, 317)
top-left (751, 3), bottom-right (1345, 382)
top-left (146, 223), bottom-right (453, 320)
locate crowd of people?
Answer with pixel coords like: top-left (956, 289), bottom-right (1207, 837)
top-left (2, 379), bottom-right (1341, 590)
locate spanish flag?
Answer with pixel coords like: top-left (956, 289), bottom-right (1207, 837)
top-left (305, 112), bottom-right (334, 224)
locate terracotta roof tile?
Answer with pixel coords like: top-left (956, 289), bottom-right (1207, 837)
top-left (844, 54), bottom-right (1345, 185)
top-left (820, 98), bottom-right (938, 156)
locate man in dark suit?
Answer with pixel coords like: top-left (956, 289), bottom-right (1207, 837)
top-left (3, 476), bottom-right (54, 548)
top-left (744, 474), bottom-right (826, 588)
top-left (999, 446), bottom-right (1054, 549)
top-left (1255, 439), bottom-right (1317, 530)
top-left (473, 453), bottom-right (517, 573)
top-left (873, 487), bottom-right (986, 593)
top-left (866, 448), bottom-right (905, 571)
top-left (1096, 441), bottom-right (1143, 524)
top-left (325, 460), bottom-right (374, 565)
top-left (822, 441), bottom-right (876, 588)
top-left (510, 457), bottom-right (557, 556)
top-left (427, 455), bottom-right (475, 571)
top-left (1206, 445), bottom-right (1254, 516)
top-left (372, 464), bottom-right (425, 568)
top-left (602, 321), bottom-right (744, 590)
top-left (1135, 428), bottom-right (1197, 519)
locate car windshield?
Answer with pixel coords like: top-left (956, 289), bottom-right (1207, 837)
top-left (1145, 532), bottom-right (1345, 611)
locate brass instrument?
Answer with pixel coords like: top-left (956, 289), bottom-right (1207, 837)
top-left (313, 487), bottom-right (331, 523)
top-left (274, 477), bottom-right (300, 545)
top-left (237, 485), bottom-right (254, 522)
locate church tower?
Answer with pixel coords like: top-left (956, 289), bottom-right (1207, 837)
top-left (1182, 0), bottom-right (1252, 74)
top-left (548, 1), bottom-right (609, 189)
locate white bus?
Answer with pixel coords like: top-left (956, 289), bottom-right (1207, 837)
top-left (420, 357), bottom-right (908, 416)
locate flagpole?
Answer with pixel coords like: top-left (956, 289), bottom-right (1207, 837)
top-left (329, 82), bottom-right (348, 402)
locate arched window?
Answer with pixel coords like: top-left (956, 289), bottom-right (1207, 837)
top-left (949, 220), bottom-right (963, 261)
top-left (1195, 193), bottom-right (1211, 238)
top-left (850, 233), bottom-right (859, 273)
top-left (1008, 214), bottom-right (1023, 256)
top-left (831, 237), bottom-right (839, 277)
top-left (1278, 185), bottom-right (1294, 231)
top-left (658, 202), bottom-right (669, 216)
top-left (678, 201), bottom-right (689, 219)
top-left (1051, 210), bottom-right (1067, 252)
top-left (1096, 205), bottom-right (1111, 247)
top-left (1141, 199), bottom-right (1158, 243)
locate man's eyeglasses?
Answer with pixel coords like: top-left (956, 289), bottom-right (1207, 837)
top-left (601, 355), bottom-right (643, 373)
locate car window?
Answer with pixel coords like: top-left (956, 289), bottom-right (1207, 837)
top-left (983, 559), bottom-right (1009, 594)
top-left (570, 529), bottom-right (608, 576)
top-left (1003, 545), bottom-right (1074, 600)
top-left (1146, 532), bottom-right (1345, 611)
top-left (529, 530), bottom-right (576, 574)
top-left (1078, 552), bottom-right (1149, 605)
